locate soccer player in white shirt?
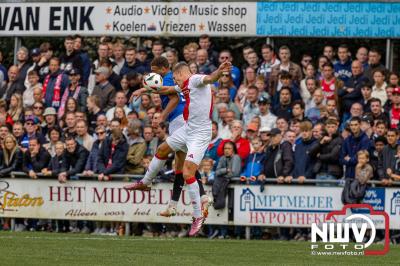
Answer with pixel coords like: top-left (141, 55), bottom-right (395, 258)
top-left (125, 61), bottom-right (232, 236)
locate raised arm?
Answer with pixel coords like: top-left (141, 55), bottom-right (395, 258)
top-left (202, 62), bottom-right (232, 85)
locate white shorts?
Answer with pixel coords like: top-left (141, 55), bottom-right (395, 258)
top-left (168, 115), bottom-right (185, 135)
top-left (166, 124), bottom-right (211, 165)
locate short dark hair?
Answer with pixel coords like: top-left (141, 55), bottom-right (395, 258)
top-left (338, 44), bottom-right (349, 51)
top-left (322, 62), bottom-right (334, 69)
top-left (151, 56), bottom-right (169, 69)
top-left (199, 34), bottom-right (210, 40)
top-left (65, 136), bottom-right (76, 142)
top-left (349, 117), bottom-right (361, 124)
top-left (261, 44), bottom-right (274, 52)
top-left (212, 121), bottom-right (218, 129)
top-left (369, 98), bottom-right (382, 105)
top-left (291, 100), bottom-right (305, 110)
top-left (279, 71), bottom-right (292, 80)
top-left (388, 128), bottom-right (399, 135)
top-left (280, 86), bottom-right (292, 95)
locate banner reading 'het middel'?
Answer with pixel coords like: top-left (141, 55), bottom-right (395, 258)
top-left (0, 179), bottom-right (228, 224)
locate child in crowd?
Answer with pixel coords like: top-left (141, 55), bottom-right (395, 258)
top-left (355, 150), bottom-right (373, 185)
top-left (199, 158), bottom-right (215, 185)
top-left (240, 137), bottom-right (265, 187)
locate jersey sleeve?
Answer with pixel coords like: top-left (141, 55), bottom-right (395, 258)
top-left (190, 74), bottom-right (207, 88)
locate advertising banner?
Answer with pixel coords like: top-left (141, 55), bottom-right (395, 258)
top-left (0, 2), bottom-right (256, 36)
top-left (257, 2), bottom-right (400, 38)
top-left (0, 179), bottom-right (228, 224)
top-left (234, 185), bottom-right (399, 229)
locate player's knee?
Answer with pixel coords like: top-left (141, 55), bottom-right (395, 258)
top-left (156, 143), bottom-right (171, 158)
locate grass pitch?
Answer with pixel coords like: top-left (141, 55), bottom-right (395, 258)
top-left (0, 231), bottom-right (399, 265)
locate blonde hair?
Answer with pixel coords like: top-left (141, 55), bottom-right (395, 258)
top-left (357, 150), bottom-right (369, 160)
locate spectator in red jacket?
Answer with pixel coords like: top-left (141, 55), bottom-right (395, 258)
top-left (217, 120), bottom-right (250, 165)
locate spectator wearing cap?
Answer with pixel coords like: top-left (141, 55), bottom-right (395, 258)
top-left (309, 119), bottom-right (343, 185)
top-left (58, 137), bottom-right (89, 182)
top-left (259, 126), bottom-right (271, 150)
top-left (292, 121), bottom-right (317, 183)
top-left (23, 48), bottom-right (42, 89)
top-left (339, 60), bottom-right (369, 116)
top-left (97, 127), bottom-right (128, 180)
top-left (360, 115), bottom-right (374, 139)
top-left (242, 86), bottom-right (260, 126)
top-left (41, 107), bottom-right (57, 137)
top-left (42, 57), bottom-right (69, 110)
top-left (389, 87), bottom-right (400, 129)
top-left (120, 47), bottom-right (147, 77)
top-left (340, 117), bottom-right (372, 179)
top-left (20, 115), bottom-right (46, 150)
top-left (60, 36), bottom-right (83, 75)
top-left (92, 67), bottom-right (116, 112)
top-left (245, 122), bottom-right (259, 142)
top-left (258, 96), bottom-right (277, 129)
top-left (58, 68), bottom-right (88, 119)
top-left (22, 138), bottom-right (51, 179)
top-left (217, 120), bottom-right (250, 165)
top-left (272, 87), bottom-right (293, 121)
top-left (378, 128), bottom-right (399, 186)
top-left (258, 128), bottom-right (294, 183)
top-left (0, 66), bottom-right (25, 103)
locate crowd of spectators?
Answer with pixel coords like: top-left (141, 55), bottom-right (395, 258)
top-left (0, 35), bottom-right (399, 240)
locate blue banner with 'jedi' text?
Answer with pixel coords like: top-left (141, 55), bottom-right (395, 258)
top-left (257, 2), bottom-right (400, 38)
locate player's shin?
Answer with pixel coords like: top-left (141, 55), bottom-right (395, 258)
top-left (185, 176), bottom-right (202, 218)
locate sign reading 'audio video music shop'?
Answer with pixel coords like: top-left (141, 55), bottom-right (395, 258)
top-left (0, 2), bottom-right (256, 36)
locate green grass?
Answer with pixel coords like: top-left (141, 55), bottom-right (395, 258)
top-left (0, 231), bottom-right (399, 265)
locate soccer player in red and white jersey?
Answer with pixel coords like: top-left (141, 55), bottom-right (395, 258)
top-left (124, 61), bottom-right (232, 236)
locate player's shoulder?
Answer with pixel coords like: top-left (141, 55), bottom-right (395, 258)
top-left (189, 74), bottom-right (207, 86)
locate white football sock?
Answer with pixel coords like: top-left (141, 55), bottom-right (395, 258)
top-left (187, 181), bottom-right (202, 218)
top-left (141, 156), bottom-right (166, 185)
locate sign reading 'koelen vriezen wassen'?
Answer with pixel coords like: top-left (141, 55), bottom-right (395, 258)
top-left (0, 2), bottom-right (256, 36)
